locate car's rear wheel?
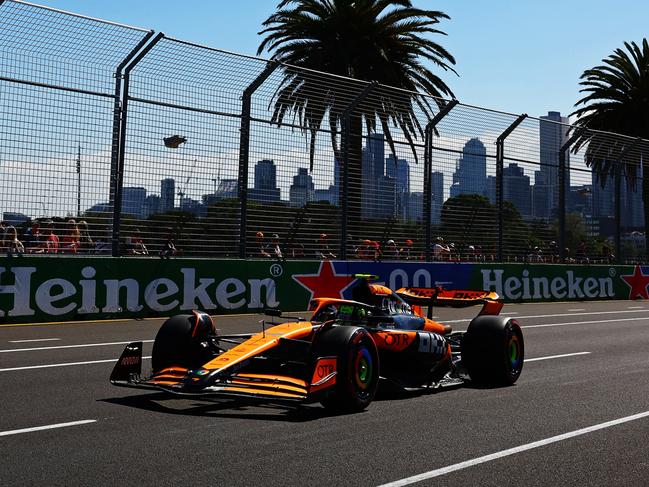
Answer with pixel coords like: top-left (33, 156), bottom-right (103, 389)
top-left (315, 326), bottom-right (379, 413)
top-left (461, 316), bottom-right (524, 386)
top-left (151, 313), bottom-right (214, 372)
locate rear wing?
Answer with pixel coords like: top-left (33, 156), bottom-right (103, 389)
top-left (395, 287), bottom-right (503, 316)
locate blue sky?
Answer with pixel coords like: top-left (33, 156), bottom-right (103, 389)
top-left (30, 0), bottom-right (649, 119)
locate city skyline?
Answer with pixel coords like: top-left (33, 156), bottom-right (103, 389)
top-left (89, 117), bottom-right (646, 241)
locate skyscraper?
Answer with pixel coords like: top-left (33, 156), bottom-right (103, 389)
top-left (535, 111), bottom-right (569, 218)
top-left (503, 163), bottom-right (532, 218)
top-left (450, 138), bottom-right (487, 198)
top-left (161, 178), bottom-right (175, 213)
top-left (361, 132), bottom-right (385, 218)
top-left (250, 159), bottom-right (281, 203)
top-left (122, 187), bottom-right (147, 219)
top-left (430, 171), bottom-right (444, 225)
top-left (386, 154), bottom-right (410, 219)
top-left (289, 167), bottom-right (314, 207)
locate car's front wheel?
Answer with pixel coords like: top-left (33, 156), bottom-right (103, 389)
top-left (314, 326), bottom-right (379, 413)
top-left (151, 312), bottom-right (215, 372)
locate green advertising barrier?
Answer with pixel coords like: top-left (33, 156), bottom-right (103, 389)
top-left (472, 264), bottom-right (640, 302)
top-left (0, 257), bottom-right (645, 324)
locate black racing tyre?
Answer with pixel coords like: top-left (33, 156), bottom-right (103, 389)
top-left (461, 316), bottom-right (524, 386)
top-left (151, 314), bottom-right (213, 372)
top-left (314, 326), bottom-right (379, 413)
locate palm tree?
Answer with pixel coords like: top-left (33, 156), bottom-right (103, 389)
top-left (571, 39), bottom-right (649, 258)
top-left (257, 0), bottom-right (456, 241)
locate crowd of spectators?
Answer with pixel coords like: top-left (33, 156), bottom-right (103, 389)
top-left (0, 218), bottom-right (624, 264)
top-left (251, 231), bottom-right (620, 264)
top-left (0, 219), bottom-right (177, 258)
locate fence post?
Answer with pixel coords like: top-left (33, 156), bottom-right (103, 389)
top-left (339, 82), bottom-right (377, 259)
top-left (423, 99), bottom-right (458, 261)
top-left (112, 32), bottom-right (164, 257)
top-left (238, 62), bottom-right (277, 259)
top-left (110, 31), bottom-right (154, 209)
top-left (495, 114), bottom-right (527, 262)
top-left (558, 127), bottom-right (587, 262)
top-left (613, 138), bottom-right (641, 264)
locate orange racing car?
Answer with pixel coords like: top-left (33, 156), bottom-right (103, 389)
top-left (110, 275), bottom-right (524, 412)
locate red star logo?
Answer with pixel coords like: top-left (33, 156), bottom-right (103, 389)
top-left (621, 265), bottom-right (649, 299)
top-left (293, 261), bottom-right (355, 301)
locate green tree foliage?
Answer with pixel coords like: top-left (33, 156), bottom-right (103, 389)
top-left (257, 0), bottom-right (456, 229)
top-left (571, 39), bottom-right (649, 257)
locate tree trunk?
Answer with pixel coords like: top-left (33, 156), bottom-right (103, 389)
top-left (641, 161), bottom-right (649, 262)
top-left (339, 114), bottom-right (364, 256)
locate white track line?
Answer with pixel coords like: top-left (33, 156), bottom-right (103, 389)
top-left (378, 410), bottom-right (649, 486)
top-left (523, 317), bottom-right (649, 329)
top-left (627, 306), bottom-right (645, 309)
top-left (0, 420), bottom-right (96, 437)
top-left (9, 338), bottom-right (61, 343)
top-left (443, 308), bottom-right (649, 324)
top-left (525, 352), bottom-right (590, 362)
top-left (0, 356), bottom-right (151, 372)
top-left (567, 309), bottom-right (586, 312)
top-left (500, 312), bottom-right (519, 315)
top-left (0, 340), bottom-right (153, 353)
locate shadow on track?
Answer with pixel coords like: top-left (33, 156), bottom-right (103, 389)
top-left (100, 393), bottom-right (336, 422)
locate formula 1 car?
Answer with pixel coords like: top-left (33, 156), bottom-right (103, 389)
top-left (110, 275), bottom-right (524, 412)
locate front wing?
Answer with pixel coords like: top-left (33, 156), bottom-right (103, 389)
top-left (110, 342), bottom-right (337, 404)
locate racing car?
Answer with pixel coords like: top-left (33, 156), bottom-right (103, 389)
top-left (110, 275), bottom-right (524, 412)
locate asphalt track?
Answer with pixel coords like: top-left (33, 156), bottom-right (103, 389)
top-left (2, 301), bottom-right (649, 486)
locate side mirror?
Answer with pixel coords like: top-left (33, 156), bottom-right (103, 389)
top-left (264, 308), bottom-right (282, 317)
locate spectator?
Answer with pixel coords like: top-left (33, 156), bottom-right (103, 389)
top-left (159, 230), bottom-right (177, 258)
top-left (465, 245), bottom-right (476, 262)
top-left (564, 247), bottom-right (575, 264)
top-left (4, 226), bottom-right (24, 255)
top-left (126, 228), bottom-right (148, 255)
top-left (383, 239), bottom-right (399, 260)
top-left (576, 240), bottom-right (588, 264)
top-left (61, 219), bottom-right (80, 254)
top-left (77, 220), bottom-right (94, 254)
top-left (433, 237), bottom-right (450, 261)
top-left (94, 234), bottom-right (111, 254)
top-left (268, 234), bottom-right (283, 260)
top-left (24, 221), bottom-right (45, 253)
top-left (528, 246), bottom-right (543, 263)
top-left (0, 221), bottom-right (5, 252)
top-left (548, 241), bottom-right (559, 263)
top-left (399, 239), bottom-right (414, 260)
top-left (316, 233), bottom-right (336, 260)
top-left (255, 231), bottom-right (271, 258)
top-left (42, 220), bottom-right (59, 253)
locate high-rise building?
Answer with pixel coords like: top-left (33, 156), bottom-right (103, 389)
top-left (376, 175), bottom-right (396, 219)
top-left (122, 187), bottom-right (147, 219)
top-left (591, 172), bottom-right (614, 219)
top-left (144, 194), bottom-right (160, 217)
top-left (361, 133), bottom-right (385, 218)
top-left (386, 154), bottom-right (410, 219)
top-left (535, 111), bottom-right (569, 218)
top-left (450, 138), bottom-right (487, 198)
top-left (431, 171), bottom-right (444, 225)
top-left (503, 164), bottom-right (532, 218)
top-left (289, 167), bottom-right (314, 207)
top-left (250, 159), bottom-right (281, 203)
top-left (215, 179), bottom-right (238, 200)
top-left (160, 178), bottom-right (175, 213)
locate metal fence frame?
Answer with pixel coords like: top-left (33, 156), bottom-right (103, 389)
top-left (2, 0), bottom-right (648, 263)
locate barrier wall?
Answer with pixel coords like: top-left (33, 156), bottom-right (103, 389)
top-left (0, 257), bottom-right (646, 324)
